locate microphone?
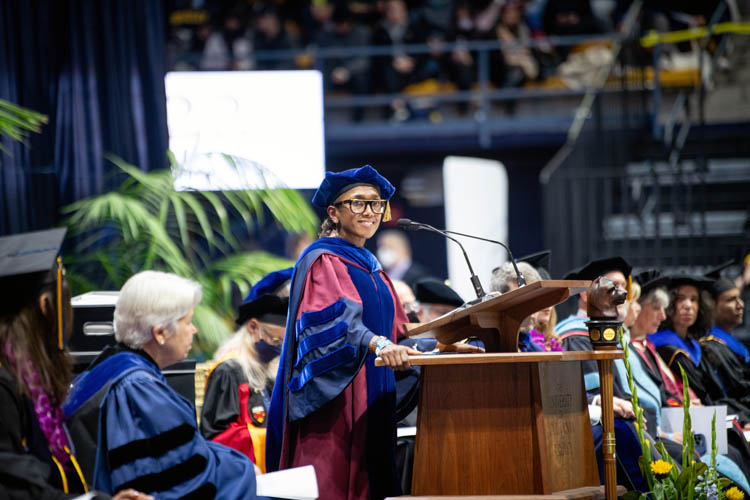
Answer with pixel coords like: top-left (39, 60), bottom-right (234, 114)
top-left (439, 229), bottom-right (526, 288)
top-left (397, 218), bottom-right (486, 301)
top-left (397, 218), bottom-right (526, 289)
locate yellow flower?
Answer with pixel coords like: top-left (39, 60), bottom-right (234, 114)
top-left (727, 486), bottom-right (745, 500)
top-left (650, 460), bottom-right (673, 478)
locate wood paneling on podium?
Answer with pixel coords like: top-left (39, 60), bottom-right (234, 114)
top-left (377, 281), bottom-right (624, 497)
top-left (410, 354), bottom-right (612, 495)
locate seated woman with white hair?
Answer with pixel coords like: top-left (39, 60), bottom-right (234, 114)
top-left (65, 271), bottom-right (261, 499)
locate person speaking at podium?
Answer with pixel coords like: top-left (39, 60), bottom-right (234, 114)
top-left (266, 165), bottom-right (422, 500)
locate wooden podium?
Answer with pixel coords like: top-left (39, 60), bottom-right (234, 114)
top-left (379, 280), bottom-right (623, 498)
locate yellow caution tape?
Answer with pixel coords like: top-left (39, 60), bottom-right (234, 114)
top-left (641, 22), bottom-right (750, 48)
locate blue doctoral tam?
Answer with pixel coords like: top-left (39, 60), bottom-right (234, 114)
top-left (312, 165), bottom-right (395, 208)
top-left (244, 267), bottom-right (293, 302)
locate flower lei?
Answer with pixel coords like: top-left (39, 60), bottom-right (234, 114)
top-left (4, 341), bottom-right (70, 466)
top-left (530, 329), bottom-right (563, 352)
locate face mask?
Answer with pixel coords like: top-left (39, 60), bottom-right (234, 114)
top-left (377, 248), bottom-right (398, 269)
top-left (255, 339), bottom-right (282, 364)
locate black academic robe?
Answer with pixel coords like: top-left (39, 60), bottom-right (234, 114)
top-left (200, 359), bottom-right (271, 441)
top-left (652, 343), bottom-right (750, 424)
top-left (700, 334), bottom-right (750, 408)
top-left (0, 367), bottom-right (89, 500)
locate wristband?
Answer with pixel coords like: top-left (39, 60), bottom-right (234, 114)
top-left (374, 336), bottom-right (393, 356)
top-left (666, 432), bottom-right (672, 441)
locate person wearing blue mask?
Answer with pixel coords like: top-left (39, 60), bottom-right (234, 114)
top-left (200, 273), bottom-right (291, 472)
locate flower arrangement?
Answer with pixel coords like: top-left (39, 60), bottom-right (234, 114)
top-left (621, 338), bottom-right (742, 500)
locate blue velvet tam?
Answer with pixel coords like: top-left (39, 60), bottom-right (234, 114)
top-left (244, 267), bottom-right (293, 302)
top-left (311, 165), bottom-right (395, 208)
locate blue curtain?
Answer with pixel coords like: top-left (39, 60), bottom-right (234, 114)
top-left (0, 0), bottom-right (168, 236)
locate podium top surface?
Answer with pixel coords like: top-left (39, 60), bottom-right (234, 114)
top-left (375, 349), bottom-right (623, 367)
top-left (406, 280), bottom-right (590, 337)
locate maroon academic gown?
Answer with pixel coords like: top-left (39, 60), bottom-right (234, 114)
top-left (278, 252), bottom-right (408, 500)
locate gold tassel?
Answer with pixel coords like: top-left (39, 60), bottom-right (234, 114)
top-left (66, 446), bottom-right (88, 493)
top-left (51, 455), bottom-right (69, 493)
top-left (56, 256), bottom-right (63, 350)
top-left (383, 202), bottom-right (392, 222)
top-left (626, 274), bottom-right (633, 302)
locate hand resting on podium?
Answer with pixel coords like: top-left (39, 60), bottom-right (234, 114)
top-left (375, 338), bottom-right (485, 369)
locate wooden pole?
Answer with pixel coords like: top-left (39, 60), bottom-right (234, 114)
top-left (597, 354), bottom-right (617, 500)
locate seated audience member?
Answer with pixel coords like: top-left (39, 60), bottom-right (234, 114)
top-left (252, 3), bottom-right (297, 70)
top-left (495, 0), bottom-right (539, 87)
top-left (649, 274), bottom-right (750, 422)
top-left (542, 0), bottom-right (603, 37)
top-left (446, 2), bottom-right (478, 104)
top-left (200, 271), bottom-right (291, 472)
top-left (556, 257), bottom-right (631, 394)
top-left (201, 9), bottom-right (254, 70)
top-left (701, 272), bottom-right (750, 410)
top-left (313, 5), bottom-right (371, 120)
top-left (623, 281), bottom-right (642, 331)
top-left (530, 305), bottom-right (560, 351)
top-left (373, 0), bottom-right (426, 99)
top-left (490, 260), bottom-right (538, 294)
top-left (490, 261), bottom-right (544, 352)
top-left (377, 230), bottom-right (432, 288)
top-left (391, 279), bottom-right (421, 323)
top-left (65, 271), bottom-right (260, 498)
top-left (413, 278), bottom-right (464, 323)
top-left (615, 281), bottom-right (679, 448)
top-left (629, 271), bottom-right (700, 408)
top-left (518, 250), bottom-right (562, 351)
top-left (734, 252), bottom-right (750, 341)
top-left (0, 230), bottom-right (151, 500)
top-left (629, 270), bottom-right (744, 482)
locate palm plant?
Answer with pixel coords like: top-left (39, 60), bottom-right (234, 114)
top-left (0, 98), bottom-right (48, 155)
top-left (63, 153), bottom-right (319, 357)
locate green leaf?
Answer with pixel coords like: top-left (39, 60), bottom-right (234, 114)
top-left (622, 491), bottom-right (644, 500)
top-left (0, 99), bottom-right (47, 157)
top-left (63, 151), bottom-right (317, 359)
top-left (191, 303), bottom-right (234, 358)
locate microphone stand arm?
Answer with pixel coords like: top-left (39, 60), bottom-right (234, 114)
top-left (418, 223), bottom-right (486, 301)
top-left (438, 228), bottom-right (527, 288)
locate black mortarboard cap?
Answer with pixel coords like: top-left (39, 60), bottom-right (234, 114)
top-left (704, 259), bottom-right (735, 281)
top-left (634, 269), bottom-right (670, 296)
top-left (667, 274), bottom-right (713, 291)
top-left (414, 278), bottom-right (464, 307)
top-left (236, 294), bottom-right (289, 326)
top-left (703, 259), bottom-right (738, 298)
top-left (518, 250), bottom-right (551, 280)
top-left (0, 228), bottom-right (67, 317)
top-left (564, 256), bottom-right (632, 299)
top-left (563, 256), bottom-right (632, 281)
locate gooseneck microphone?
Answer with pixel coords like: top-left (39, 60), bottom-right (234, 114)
top-left (397, 218), bottom-right (526, 289)
top-left (439, 229), bottom-right (526, 288)
top-left (397, 218), bottom-right (486, 301)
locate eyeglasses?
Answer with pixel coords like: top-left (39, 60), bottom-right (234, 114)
top-left (334, 199), bottom-right (387, 214)
top-left (260, 325), bottom-right (285, 345)
top-left (403, 300), bottom-right (422, 315)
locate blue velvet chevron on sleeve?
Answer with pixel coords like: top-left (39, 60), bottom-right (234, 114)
top-left (93, 364), bottom-right (258, 499)
top-left (288, 297), bottom-right (375, 422)
top-left (287, 297), bottom-right (376, 422)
